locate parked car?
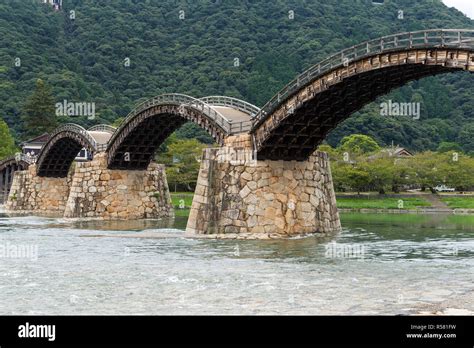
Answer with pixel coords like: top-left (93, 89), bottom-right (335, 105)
top-left (434, 185), bottom-right (455, 192)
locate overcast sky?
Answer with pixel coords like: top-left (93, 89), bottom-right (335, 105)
top-left (442, 0), bottom-right (474, 19)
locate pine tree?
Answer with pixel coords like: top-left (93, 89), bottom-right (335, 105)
top-left (0, 119), bottom-right (18, 160)
top-left (22, 79), bottom-right (57, 138)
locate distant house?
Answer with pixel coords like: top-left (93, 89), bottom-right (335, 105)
top-left (21, 133), bottom-right (50, 157)
top-left (367, 146), bottom-right (414, 161)
top-left (383, 147), bottom-right (413, 158)
top-left (42, 0), bottom-right (62, 10)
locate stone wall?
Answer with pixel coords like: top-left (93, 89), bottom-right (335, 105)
top-left (5, 165), bottom-right (71, 217)
top-left (64, 153), bottom-right (173, 219)
top-left (186, 135), bottom-right (341, 238)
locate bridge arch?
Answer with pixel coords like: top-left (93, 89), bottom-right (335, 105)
top-left (106, 93), bottom-right (253, 170)
top-left (252, 29), bottom-right (474, 161)
top-left (36, 124), bottom-right (99, 177)
top-left (0, 154), bottom-right (32, 201)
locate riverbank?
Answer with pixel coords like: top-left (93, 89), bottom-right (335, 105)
top-left (169, 192), bottom-right (474, 217)
top-left (336, 193), bottom-right (474, 214)
top-left (170, 192), bottom-right (193, 217)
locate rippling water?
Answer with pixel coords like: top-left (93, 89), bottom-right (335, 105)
top-left (1, 206), bottom-right (473, 315)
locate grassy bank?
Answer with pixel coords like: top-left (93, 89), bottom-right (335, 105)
top-left (440, 197), bottom-right (474, 209)
top-left (170, 192), bottom-right (193, 217)
top-left (336, 197), bottom-right (432, 210)
top-left (170, 192), bottom-right (474, 214)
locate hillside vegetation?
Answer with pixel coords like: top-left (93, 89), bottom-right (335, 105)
top-left (0, 0), bottom-right (473, 151)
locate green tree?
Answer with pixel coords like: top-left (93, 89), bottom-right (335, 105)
top-left (111, 117), bottom-right (124, 128)
top-left (437, 141), bottom-right (462, 153)
top-left (156, 138), bottom-right (207, 191)
top-left (338, 134), bottom-right (380, 156)
top-left (0, 119), bottom-right (18, 160)
top-left (457, 124), bottom-right (474, 153)
top-left (331, 160), bottom-right (370, 194)
top-left (361, 156), bottom-right (394, 194)
top-left (407, 152), bottom-right (445, 192)
top-left (317, 144), bottom-right (338, 160)
top-left (22, 79), bottom-right (58, 138)
top-left (433, 152), bottom-right (474, 191)
top-left (390, 158), bottom-right (415, 193)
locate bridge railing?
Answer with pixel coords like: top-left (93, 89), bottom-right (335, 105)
top-left (96, 144), bottom-right (108, 152)
top-left (112, 93), bottom-right (236, 142)
top-left (200, 96), bottom-right (258, 134)
top-left (253, 29), bottom-right (474, 126)
top-left (15, 153), bottom-right (36, 165)
top-left (52, 123), bottom-right (98, 149)
top-left (39, 123), bottom-right (99, 158)
top-left (199, 96), bottom-right (261, 117)
top-left (88, 124), bottom-right (116, 134)
top-left (0, 153), bottom-right (36, 168)
top-left (228, 121), bottom-right (253, 134)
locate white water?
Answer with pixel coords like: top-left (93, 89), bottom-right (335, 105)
top-left (0, 212), bottom-right (473, 315)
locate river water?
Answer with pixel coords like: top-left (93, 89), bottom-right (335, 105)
top-left (1, 207), bottom-right (473, 315)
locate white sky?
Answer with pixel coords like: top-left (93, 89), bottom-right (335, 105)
top-left (442, 0), bottom-right (474, 19)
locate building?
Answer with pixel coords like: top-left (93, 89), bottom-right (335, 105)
top-left (383, 146), bottom-right (414, 158)
top-left (366, 146), bottom-right (414, 161)
top-left (43, 0), bottom-right (62, 10)
top-left (21, 133), bottom-right (50, 157)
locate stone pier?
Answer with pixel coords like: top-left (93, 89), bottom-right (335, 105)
top-left (5, 153), bottom-right (174, 220)
top-left (64, 153), bottom-right (173, 219)
top-left (5, 165), bottom-right (71, 217)
top-left (186, 135), bottom-right (341, 238)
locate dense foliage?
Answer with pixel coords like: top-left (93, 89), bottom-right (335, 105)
top-left (156, 135), bottom-right (207, 191)
top-left (0, 0), bottom-right (472, 151)
top-left (21, 79), bottom-right (58, 137)
top-left (324, 137), bottom-right (474, 193)
top-left (0, 119), bottom-right (17, 160)
top-left (338, 134), bottom-right (381, 155)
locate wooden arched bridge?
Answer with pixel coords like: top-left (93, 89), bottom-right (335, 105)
top-left (0, 154), bottom-right (33, 203)
top-left (106, 94), bottom-right (258, 170)
top-left (3, 29), bottom-right (474, 236)
top-left (26, 29), bottom-right (474, 177)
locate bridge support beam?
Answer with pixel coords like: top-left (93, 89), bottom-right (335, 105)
top-left (186, 135), bottom-right (341, 238)
top-left (64, 153), bottom-right (173, 219)
top-left (5, 165), bottom-right (71, 216)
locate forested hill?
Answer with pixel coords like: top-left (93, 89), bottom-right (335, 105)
top-left (0, 0), bottom-right (473, 152)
